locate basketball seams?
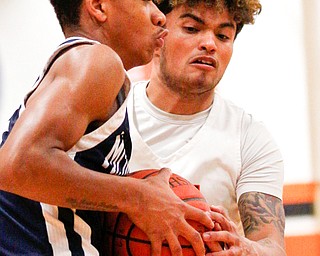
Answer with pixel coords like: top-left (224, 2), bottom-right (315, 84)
top-left (182, 197), bottom-right (207, 203)
top-left (128, 170), bottom-right (159, 179)
top-left (106, 230), bottom-right (194, 248)
top-left (126, 224), bottom-right (135, 256)
top-left (111, 212), bottom-right (123, 255)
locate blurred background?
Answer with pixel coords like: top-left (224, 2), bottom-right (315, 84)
top-left (0, 1), bottom-right (319, 255)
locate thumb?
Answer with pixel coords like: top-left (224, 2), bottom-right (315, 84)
top-left (157, 167), bottom-right (172, 182)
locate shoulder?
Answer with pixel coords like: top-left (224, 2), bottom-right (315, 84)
top-left (43, 43), bottom-right (127, 121)
top-left (213, 93), bottom-right (255, 134)
top-left (61, 43), bottom-right (125, 84)
top-left (214, 93), bottom-right (267, 136)
top-left (214, 93), bottom-right (247, 119)
top-left (53, 42), bottom-right (126, 96)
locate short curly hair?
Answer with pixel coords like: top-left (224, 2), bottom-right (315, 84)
top-left (156, 0), bottom-right (262, 35)
top-left (50, 0), bottom-right (83, 33)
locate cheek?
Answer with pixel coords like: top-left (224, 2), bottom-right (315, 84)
top-left (220, 46), bottom-right (233, 68)
top-left (165, 41), bottom-right (187, 63)
top-left (165, 51), bottom-right (184, 71)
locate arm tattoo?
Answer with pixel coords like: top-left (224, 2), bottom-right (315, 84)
top-left (238, 192), bottom-right (285, 236)
top-left (66, 197), bottom-right (119, 211)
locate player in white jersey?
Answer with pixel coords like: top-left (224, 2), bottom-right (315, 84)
top-left (0, 1), bottom-right (215, 255)
top-left (127, 0), bottom-right (286, 255)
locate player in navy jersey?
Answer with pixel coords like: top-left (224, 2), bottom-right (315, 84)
top-left (0, 1), bottom-right (214, 255)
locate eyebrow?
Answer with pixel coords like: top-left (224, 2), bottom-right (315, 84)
top-left (180, 13), bottom-right (205, 24)
top-left (179, 13), bottom-right (236, 30)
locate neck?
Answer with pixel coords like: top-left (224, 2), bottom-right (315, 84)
top-left (146, 77), bottom-right (214, 115)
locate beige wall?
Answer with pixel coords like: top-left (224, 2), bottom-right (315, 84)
top-left (302, 0), bottom-right (320, 224)
top-left (0, 0), bottom-right (64, 130)
top-left (303, 0), bottom-right (320, 181)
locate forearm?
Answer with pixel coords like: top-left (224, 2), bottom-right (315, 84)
top-left (249, 237), bottom-right (286, 256)
top-left (205, 194), bottom-right (286, 255)
top-left (0, 145), bottom-right (139, 212)
top-left (240, 192), bottom-right (286, 255)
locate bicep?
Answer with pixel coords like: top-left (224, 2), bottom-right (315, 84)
top-left (1, 84), bottom-right (89, 165)
top-left (238, 192), bottom-right (285, 243)
top-left (18, 45), bottom-right (125, 151)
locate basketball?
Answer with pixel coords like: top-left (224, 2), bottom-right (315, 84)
top-left (103, 169), bottom-right (210, 256)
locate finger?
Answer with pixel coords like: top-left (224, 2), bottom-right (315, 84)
top-left (165, 232), bottom-right (183, 256)
top-left (209, 206), bottom-right (238, 232)
top-left (208, 211), bottom-right (232, 231)
top-left (189, 232), bottom-right (206, 256)
top-left (210, 205), bottom-right (230, 219)
top-left (213, 222), bottom-right (222, 231)
top-left (150, 239), bottom-right (162, 256)
top-left (203, 230), bottom-right (239, 248)
top-left (208, 210), bottom-right (238, 233)
top-left (157, 167), bottom-right (172, 182)
top-left (203, 231), bottom-right (226, 253)
top-left (204, 240), bottom-right (224, 253)
top-left (184, 206), bottom-right (214, 230)
top-left (210, 210), bottom-right (238, 232)
top-left (178, 220), bottom-right (206, 256)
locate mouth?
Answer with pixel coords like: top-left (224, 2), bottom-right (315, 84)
top-left (190, 56), bottom-right (217, 69)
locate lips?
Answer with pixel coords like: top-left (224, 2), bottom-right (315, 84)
top-left (155, 28), bottom-right (169, 48)
top-left (190, 56), bottom-right (217, 68)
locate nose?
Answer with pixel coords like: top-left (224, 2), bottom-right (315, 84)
top-left (199, 33), bottom-right (217, 53)
top-left (151, 4), bottom-right (166, 27)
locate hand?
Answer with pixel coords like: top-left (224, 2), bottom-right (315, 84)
top-left (126, 168), bottom-right (214, 256)
top-left (203, 205), bottom-right (257, 256)
top-left (202, 208), bottom-right (224, 254)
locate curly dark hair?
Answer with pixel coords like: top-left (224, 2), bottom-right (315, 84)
top-left (156, 0), bottom-right (262, 35)
top-left (49, 0), bottom-right (83, 33)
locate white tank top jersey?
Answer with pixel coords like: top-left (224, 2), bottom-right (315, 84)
top-left (0, 37), bottom-right (132, 255)
top-left (127, 81), bottom-right (284, 234)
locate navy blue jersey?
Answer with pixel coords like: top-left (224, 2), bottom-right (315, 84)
top-left (0, 37), bottom-right (132, 255)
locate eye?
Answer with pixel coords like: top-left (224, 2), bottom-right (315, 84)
top-left (217, 34), bottom-right (231, 41)
top-left (184, 26), bottom-right (199, 33)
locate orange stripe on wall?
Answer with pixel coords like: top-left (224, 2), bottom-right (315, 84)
top-left (283, 182), bottom-right (318, 205)
top-left (285, 234), bottom-right (320, 256)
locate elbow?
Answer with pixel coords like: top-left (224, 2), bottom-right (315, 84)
top-left (0, 145), bottom-right (39, 194)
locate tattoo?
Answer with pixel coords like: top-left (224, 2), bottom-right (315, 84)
top-left (238, 192), bottom-right (285, 236)
top-left (259, 238), bottom-right (274, 248)
top-left (66, 198), bottom-right (118, 211)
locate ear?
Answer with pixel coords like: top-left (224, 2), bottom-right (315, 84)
top-left (84, 0), bottom-right (108, 22)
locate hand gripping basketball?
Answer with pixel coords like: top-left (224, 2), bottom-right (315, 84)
top-left (103, 169), bottom-right (211, 256)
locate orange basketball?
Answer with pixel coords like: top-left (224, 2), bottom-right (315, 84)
top-left (103, 169), bottom-right (210, 256)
